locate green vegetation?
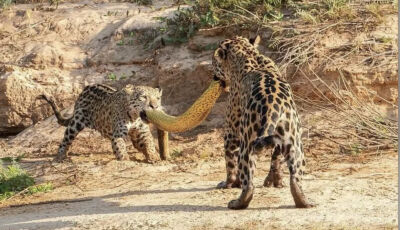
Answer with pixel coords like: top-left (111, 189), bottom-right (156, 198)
top-left (171, 149), bottom-right (183, 158)
top-left (107, 72), bottom-right (128, 81)
top-left (48, 0), bottom-right (60, 9)
top-left (156, 7), bottom-right (200, 44)
top-left (0, 0), bottom-right (13, 9)
top-left (129, 0), bottom-right (152, 6)
top-left (152, 0), bottom-right (396, 45)
top-left (0, 164), bottom-right (34, 200)
top-left (0, 154), bottom-right (25, 163)
top-left (296, 9), bottom-right (318, 24)
top-left (0, 163), bottom-right (53, 200)
top-left (1, 0), bottom-right (61, 9)
top-left (116, 31), bottom-right (136, 46)
top-left (365, 3), bottom-right (391, 22)
top-left (294, 0), bottom-right (355, 23)
top-left (27, 182), bottom-right (53, 195)
top-left (341, 143), bottom-right (362, 156)
top-left (157, 0), bottom-right (286, 44)
top-left (107, 73), bottom-right (117, 81)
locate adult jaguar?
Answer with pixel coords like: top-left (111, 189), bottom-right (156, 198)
top-left (211, 35), bottom-right (314, 209)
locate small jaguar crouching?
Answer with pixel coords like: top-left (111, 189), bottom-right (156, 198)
top-left (39, 83), bottom-right (162, 163)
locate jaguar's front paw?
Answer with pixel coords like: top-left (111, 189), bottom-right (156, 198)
top-left (116, 154), bottom-right (130, 161)
top-left (53, 154), bottom-right (67, 163)
top-left (146, 155), bottom-right (161, 164)
top-left (228, 199), bottom-right (249, 210)
top-left (217, 180), bottom-right (241, 189)
top-left (296, 201), bottom-right (316, 208)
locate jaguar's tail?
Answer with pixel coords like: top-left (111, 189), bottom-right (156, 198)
top-left (37, 94), bottom-right (71, 126)
top-left (252, 135), bottom-right (281, 153)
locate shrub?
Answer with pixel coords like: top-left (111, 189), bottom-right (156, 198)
top-left (0, 164), bottom-right (35, 200)
top-left (0, 0), bottom-right (13, 9)
top-left (158, 0), bottom-right (286, 44)
top-left (0, 163), bottom-right (53, 200)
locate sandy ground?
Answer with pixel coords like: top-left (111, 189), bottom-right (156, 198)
top-left (0, 128), bottom-right (398, 230)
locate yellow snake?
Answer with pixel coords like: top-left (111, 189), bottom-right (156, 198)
top-left (145, 80), bottom-right (222, 133)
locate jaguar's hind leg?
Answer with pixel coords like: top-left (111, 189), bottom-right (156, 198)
top-left (285, 142), bottom-right (315, 208)
top-left (227, 145), bottom-right (256, 210)
top-left (55, 116), bottom-right (85, 162)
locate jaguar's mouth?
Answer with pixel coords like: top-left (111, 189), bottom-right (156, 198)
top-left (213, 75), bottom-right (229, 92)
top-left (139, 110), bottom-right (149, 124)
top-left (143, 79), bottom-right (223, 133)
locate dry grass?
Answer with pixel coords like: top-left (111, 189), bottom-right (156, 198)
top-left (209, 1), bottom-right (397, 74)
top-left (297, 66), bottom-right (398, 155)
top-left (268, 11), bottom-right (396, 75)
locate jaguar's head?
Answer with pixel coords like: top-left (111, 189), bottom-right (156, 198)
top-left (212, 35), bottom-right (261, 92)
top-left (124, 85), bottom-right (162, 122)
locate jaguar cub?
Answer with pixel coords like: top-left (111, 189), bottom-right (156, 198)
top-left (39, 84), bottom-right (162, 162)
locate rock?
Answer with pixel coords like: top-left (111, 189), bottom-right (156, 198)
top-left (0, 65), bottom-right (102, 135)
top-left (4, 108), bottom-right (72, 157)
top-left (22, 41), bottom-right (86, 70)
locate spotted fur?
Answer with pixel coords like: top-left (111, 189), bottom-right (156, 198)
top-left (213, 36), bottom-right (314, 209)
top-left (39, 84), bottom-right (162, 163)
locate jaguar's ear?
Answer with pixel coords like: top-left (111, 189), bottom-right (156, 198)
top-left (155, 86), bottom-right (162, 94)
top-left (214, 48), bottom-right (222, 62)
top-left (214, 48), bottom-right (226, 62)
top-left (249, 35), bottom-right (261, 48)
